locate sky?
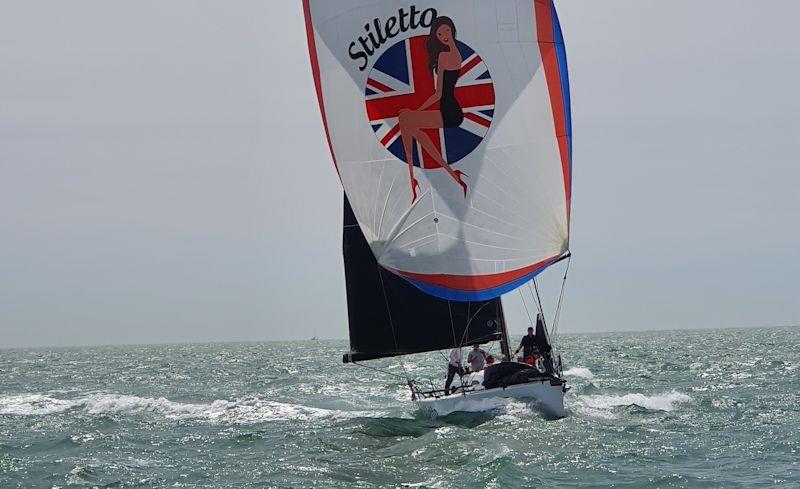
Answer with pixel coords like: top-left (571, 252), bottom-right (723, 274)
top-left (1, 1), bottom-right (798, 348)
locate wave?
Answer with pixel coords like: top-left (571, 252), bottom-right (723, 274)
top-left (0, 394), bottom-right (80, 415)
top-left (573, 390), bottom-right (690, 418)
top-left (563, 367), bottom-right (595, 380)
top-left (0, 393), bottom-right (371, 423)
top-left (352, 416), bottom-right (437, 438)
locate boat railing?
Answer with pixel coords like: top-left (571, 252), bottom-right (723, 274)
top-left (416, 385), bottom-right (481, 400)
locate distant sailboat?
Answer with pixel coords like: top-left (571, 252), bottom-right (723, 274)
top-left (304, 0), bottom-right (573, 417)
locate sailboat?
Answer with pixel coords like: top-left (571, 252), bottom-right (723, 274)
top-left (343, 195), bottom-right (570, 417)
top-left (304, 0), bottom-right (573, 418)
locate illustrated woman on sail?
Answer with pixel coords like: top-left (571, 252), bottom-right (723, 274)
top-left (398, 16), bottom-right (467, 202)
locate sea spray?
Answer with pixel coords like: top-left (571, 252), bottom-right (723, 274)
top-left (563, 366), bottom-right (595, 380)
top-left (0, 393), bottom-right (373, 423)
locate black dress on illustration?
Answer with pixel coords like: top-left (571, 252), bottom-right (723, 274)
top-left (439, 69), bottom-right (464, 128)
top-left (398, 15), bottom-right (468, 203)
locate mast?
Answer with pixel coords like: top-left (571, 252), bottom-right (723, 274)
top-left (498, 299), bottom-right (511, 362)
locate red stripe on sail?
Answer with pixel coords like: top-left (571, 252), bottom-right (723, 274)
top-left (303, 0), bottom-right (339, 178)
top-left (367, 78), bottom-right (393, 93)
top-left (535, 0), bottom-right (572, 225)
top-left (464, 112), bottom-right (491, 128)
top-left (459, 56), bottom-right (482, 77)
top-left (380, 124), bottom-right (401, 147)
top-left (387, 255), bottom-right (561, 292)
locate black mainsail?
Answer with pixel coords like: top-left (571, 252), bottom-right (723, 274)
top-left (342, 196), bottom-right (503, 363)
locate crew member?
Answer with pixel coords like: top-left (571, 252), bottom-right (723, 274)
top-left (514, 327), bottom-right (539, 361)
top-left (444, 347), bottom-right (464, 395)
top-left (467, 344), bottom-right (487, 372)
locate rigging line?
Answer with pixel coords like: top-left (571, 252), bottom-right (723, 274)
top-left (519, 287), bottom-right (534, 325)
top-left (551, 255), bottom-right (571, 343)
top-left (377, 267), bottom-right (412, 383)
top-left (448, 301), bottom-right (471, 392)
top-left (520, 281), bottom-right (536, 322)
top-left (467, 301), bottom-right (490, 326)
top-left (466, 302), bottom-right (471, 344)
top-left (447, 301), bottom-right (458, 347)
top-left (525, 281), bottom-right (539, 321)
top-left (457, 303), bottom-right (477, 349)
top-left (532, 277), bottom-right (546, 320)
top-left (376, 165), bottom-right (399, 238)
top-left (351, 361), bottom-right (408, 381)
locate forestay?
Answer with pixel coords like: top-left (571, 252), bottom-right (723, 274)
top-left (305, 0), bottom-right (572, 301)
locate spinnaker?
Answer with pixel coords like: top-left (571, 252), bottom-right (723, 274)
top-left (304, 0), bottom-right (572, 301)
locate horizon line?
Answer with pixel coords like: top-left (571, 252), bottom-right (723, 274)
top-left (1, 322), bottom-right (797, 351)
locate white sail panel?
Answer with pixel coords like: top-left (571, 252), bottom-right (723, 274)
top-left (305, 0), bottom-right (572, 300)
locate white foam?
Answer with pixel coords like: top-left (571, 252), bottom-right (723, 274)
top-left (0, 394), bottom-right (80, 415)
top-left (575, 390), bottom-right (690, 416)
top-left (494, 399), bottom-right (544, 421)
top-left (563, 367), bottom-right (595, 380)
top-left (0, 393), bottom-right (372, 423)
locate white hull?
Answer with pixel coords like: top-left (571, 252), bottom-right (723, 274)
top-left (415, 378), bottom-right (566, 418)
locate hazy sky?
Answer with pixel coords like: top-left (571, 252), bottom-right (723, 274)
top-left (1, 1), bottom-right (798, 348)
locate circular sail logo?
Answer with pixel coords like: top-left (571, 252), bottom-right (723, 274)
top-left (364, 35), bottom-right (495, 169)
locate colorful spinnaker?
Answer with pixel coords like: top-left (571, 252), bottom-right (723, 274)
top-left (305, 0), bottom-right (572, 301)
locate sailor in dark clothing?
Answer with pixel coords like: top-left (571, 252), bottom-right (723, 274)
top-left (514, 327), bottom-right (539, 361)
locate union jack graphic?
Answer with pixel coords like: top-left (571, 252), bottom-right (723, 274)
top-left (365, 36), bottom-right (495, 168)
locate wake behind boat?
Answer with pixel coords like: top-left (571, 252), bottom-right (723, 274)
top-left (304, 0), bottom-right (574, 418)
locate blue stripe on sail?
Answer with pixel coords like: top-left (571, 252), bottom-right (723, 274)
top-left (400, 266), bottom-right (552, 302)
top-left (480, 109), bottom-right (494, 118)
top-left (551, 1), bottom-right (572, 162)
top-left (365, 87), bottom-right (377, 96)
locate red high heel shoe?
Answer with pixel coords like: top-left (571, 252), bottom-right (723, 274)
top-left (454, 170), bottom-right (468, 198)
top-left (411, 177), bottom-right (420, 203)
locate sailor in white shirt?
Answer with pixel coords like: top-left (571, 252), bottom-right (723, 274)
top-left (444, 347), bottom-right (465, 395)
top-left (467, 344), bottom-right (488, 372)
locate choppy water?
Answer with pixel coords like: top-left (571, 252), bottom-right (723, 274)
top-left (1, 326), bottom-right (798, 488)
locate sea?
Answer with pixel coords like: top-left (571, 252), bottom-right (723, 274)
top-left (1, 326), bottom-right (797, 488)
